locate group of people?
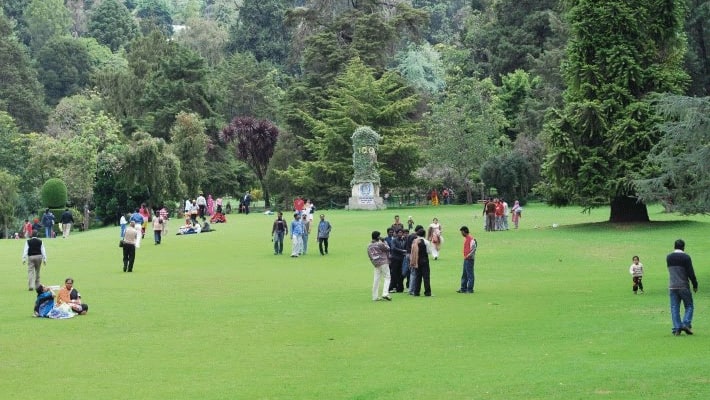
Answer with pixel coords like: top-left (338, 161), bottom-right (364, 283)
top-left (271, 204), bottom-right (332, 257)
top-left (16, 208), bottom-right (76, 240)
top-left (33, 277), bottom-right (89, 319)
top-left (483, 198), bottom-right (523, 231)
top-left (20, 231), bottom-right (89, 318)
top-left (367, 214), bottom-right (478, 301)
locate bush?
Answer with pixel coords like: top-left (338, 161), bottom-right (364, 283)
top-left (40, 178), bottom-right (68, 208)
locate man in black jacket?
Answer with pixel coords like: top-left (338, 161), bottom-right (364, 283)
top-left (667, 239), bottom-right (698, 336)
top-left (60, 208), bottom-right (74, 238)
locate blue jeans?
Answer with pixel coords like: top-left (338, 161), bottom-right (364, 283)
top-left (273, 231), bottom-right (284, 254)
top-left (302, 233), bottom-right (309, 254)
top-left (460, 258), bottom-right (474, 292)
top-left (670, 288), bottom-right (694, 332)
top-left (44, 226), bottom-right (52, 238)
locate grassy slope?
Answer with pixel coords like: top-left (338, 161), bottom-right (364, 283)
top-left (1, 204), bottom-right (708, 399)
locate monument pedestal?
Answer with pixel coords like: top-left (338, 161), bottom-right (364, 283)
top-left (348, 182), bottom-right (385, 210)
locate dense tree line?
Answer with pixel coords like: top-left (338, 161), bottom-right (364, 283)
top-left (0, 0), bottom-right (708, 235)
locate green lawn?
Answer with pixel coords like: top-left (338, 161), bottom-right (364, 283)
top-left (2, 204), bottom-right (709, 399)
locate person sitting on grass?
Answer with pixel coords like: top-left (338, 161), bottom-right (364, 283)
top-left (33, 284), bottom-right (55, 318)
top-left (55, 277), bottom-right (88, 315)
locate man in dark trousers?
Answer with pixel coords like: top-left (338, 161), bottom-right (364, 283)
top-left (667, 239), bottom-right (698, 336)
top-left (22, 234), bottom-right (47, 291)
top-left (242, 191), bottom-right (252, 215)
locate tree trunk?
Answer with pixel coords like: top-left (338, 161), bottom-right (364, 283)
top-left (609, 196), bottom-right (650, 222)
top-left (261, 182), bottom-right (271, 209)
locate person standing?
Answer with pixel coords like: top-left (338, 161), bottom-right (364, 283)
top-left (196, 192), bottom-right (207, 219)
top-left (41, 208), bottom-right (55, 239)
top-left (409, 228), bottom-right (432, 297)
top-left (457, 226), bottom-right (477, 293)
top-left (242, 192), bottom-right (252, 215)
top-left (427, 217), bottom-right (443, 260)
top-left (390, 215), bottom-right (404, 232)
top-left (138, 203), bottom-right (151, 238)
top-left (272, 212), bottom-right (288, 255)
top-left (60, 208), bottom-right (74, 238)
top-left (317, 214), bottom-right (332, 255)
top-left (129, 208), bottom-right (144, 248)
top-left (388, 229), bottom-right (406, 293)
top-left (152, 211), bottom-right (164, 245)
top-left (159, 206), bottom-right (169, 235)
top-left (122, 221), bottom-right (139, 272)
top-left (666, 239), bottom-right (698, 336)
top-left (22, 234), bottom-right (47, 291)
top-left (301, 214), bottom-right (311, 255)
top-left (629, 255), bottom-right (644, 294)
top-left (511, 200), bottom-right (522, 229)
top-left (367, 231), bottom-right (392, 301)
top-left (501, 198), bottom-right (510, 230)
top-left (23, 219), bottom-right (33, 239)
top-left (484, 199), bottom-right (496, 232)
top-left (119, 213), bottom-right (128, 239)
top-left (290, 213), bottom-right (304, 257)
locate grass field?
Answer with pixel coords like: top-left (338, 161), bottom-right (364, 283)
top-left (1, 203), bottom-right (709, 399)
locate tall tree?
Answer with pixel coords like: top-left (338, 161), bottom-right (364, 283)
top-left (424, 76), bottom-right (508, 203)
top-left (227, 0), bottom-right (291, 65)
top-left (220, 116), bottom-right (280, 208)
top-left (24, 0), bottom-right (72, 52)
top-left (87, 0), bottom-right (139, 52)
top-left (635, 95), bottom-right (710, 214)
top-left (0, 169), bottom-right (20, 239)
top-left (210, 52), bottom-right (284, 123)
top-left (136, 0), bottom-right (173, 36)
top-left (170, 112), bottom-right (209, 196)
top-left (0, 12), bottom-right (48, 132)
top-left (138, 42), bottom-right (217, 139)
top-left (684, 0), bottom-right (710, 96)
top-left (542, 0), bottom-right (689, 221)
top-left (280, 57), bottom-right (421, 204)
top-left (120, 131), bottom-right (185, 206)
top-left (35, 37), bottom-right (93, 105)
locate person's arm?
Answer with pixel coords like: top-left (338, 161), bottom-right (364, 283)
top-left (41, 243), bottom-right (47, 263)
top-left (271, 221), bottom-right (276, 235)
top-left (22, 241), bottom-right (29, 263)
top-left (687, 257), bottom-right (698, 291)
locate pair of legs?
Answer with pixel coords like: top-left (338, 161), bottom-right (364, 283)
top-left (388, 258), bottom-right (404, 292)
top-left (27, 255), bottom-right (43, 290)
top-left (274, 232), bottom-right (284, 254)
top-left (62, 223), bottom-right (71, 238)
top-left (291, 234), bottom-right (303, 257)
top-left (670, 288), bottom-right (694, 335)
top-left (154, 230), bottom-right (162, 244)
top-left (459, 258), bottom-right (475, 293)
top-left (372, 264), bottom-right (391, 300)
top-left (318, 237), bottom-right (329, 255)
top-left (122, 243), bottom-right (136, 272)
top-left (632, 276), bottom-right (643, 293)
top-left (412, 263), bottom-right (431, 296)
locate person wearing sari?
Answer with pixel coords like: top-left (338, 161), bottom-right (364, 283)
top-left (427, 217), bottom-right (443, 260)
top-left (55, 277), bottom-right (88, 315)
top-left (33, 284), bottom-right (55, 317)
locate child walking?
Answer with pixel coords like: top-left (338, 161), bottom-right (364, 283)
top-left (629, 255), bottom-right (644, 294)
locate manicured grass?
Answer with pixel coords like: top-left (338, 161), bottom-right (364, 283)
top-left (2, 204), bottom-right (709, 399)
